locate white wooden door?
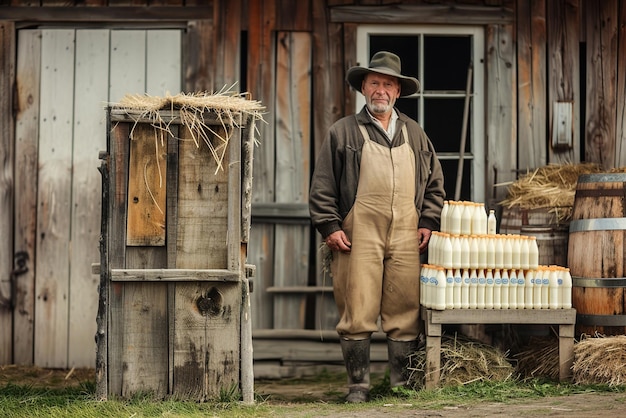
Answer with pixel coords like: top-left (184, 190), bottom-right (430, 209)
top-left (14, 28), bottom-right (181, 368)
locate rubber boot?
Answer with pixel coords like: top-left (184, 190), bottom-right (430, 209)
top-left (340, 338), bottom-right (371, 403)
top-left (387, 338), bottom-right (418, 388)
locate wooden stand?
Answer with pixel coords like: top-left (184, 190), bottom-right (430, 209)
top-left (96, 108), bottom-right (257, 402)
top-left (421, 307), bottom-right (576, 389)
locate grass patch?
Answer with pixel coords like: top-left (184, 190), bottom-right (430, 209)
top-left (1, 370), bottom-right (626, 417)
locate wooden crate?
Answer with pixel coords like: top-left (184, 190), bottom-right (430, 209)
top-left (95, 107), bottom-right (256, 402)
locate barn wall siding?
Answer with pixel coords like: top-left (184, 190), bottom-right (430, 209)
top-left (2, 0), bottom-right (626, 369)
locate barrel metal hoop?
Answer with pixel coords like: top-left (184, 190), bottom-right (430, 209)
top-left (576, 173), bottom-right (626, 183)
top-left (572, 276), bottom-right (626, 287)
top-left (569, 218), bottom-right (626, 232)
top-left (574, 188), bottom-right (625, 198)
top-left (576, 313), bottom-right (626, 326)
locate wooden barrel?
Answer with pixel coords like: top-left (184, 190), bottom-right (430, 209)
top-left (568, 173), bottom-right (626, 336)
top-left (499, 206), bottom-right (558, 235)
top-left (520, 224), bottom-right (568, 267)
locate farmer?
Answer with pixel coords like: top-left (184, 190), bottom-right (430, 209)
top-left (309, 51), bottom-right (445, 402)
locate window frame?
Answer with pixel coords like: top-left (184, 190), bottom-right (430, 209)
top-left (356, 24), bottom-right (485, 203)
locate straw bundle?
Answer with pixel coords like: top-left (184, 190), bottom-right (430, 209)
top-left (514, 336), bottom-right (559, 380)
top-left (110, 88), bottom-right (265, 173)
top-left (499, 163), bottom-right (604, 223)
top-left (572, 335), bottom-right (626, 386)
top-left (407, 334), bottom-right (515, 389)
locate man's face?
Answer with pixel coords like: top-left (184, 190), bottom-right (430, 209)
top-left (361, 73), bottom-right (401, 115)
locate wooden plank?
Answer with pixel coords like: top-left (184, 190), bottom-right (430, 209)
top-left (166, 132), bottom-right (179, 396)
top-left (312, 0), bottom-right (344, 158)
top-left (311, 0), bottom-right (345, 333)
top-left (106, 120), bottom-right (131, 397)
top-left (267, 286), bottom-right (333, 294)
top-left (95, 113), bottom-right (110, 400)
top-left (111, 268), bottom-right (240, 282)
top-left (126, 124), bottom-right (168, 246)
top-left (517, 0), bottom-right (547, 171)
top-left (617, 2), bottom-right (626, 166)
top-left (273, 32), bottom-right (312, 329)
top-left (119, 253), bottom-right (169, 399)
top-left (548, 0), bottom-right (580, 165)
top-left (485, 24), bottom-right (515, 205)
top-left (34, 29), bottom-right (75, 368)
top-left (246, 0), bottom-right (276, 330)
top-left (146, 29), bottom-right (182, 96)
top-left (172, 282), bottom-right (241, 399)
top-left (227, 120), bottom-right (242, 273)
top-left (427, 308), bottom-right (577, 324)
top-left (343, 23), bottom-right (357, 115)
top-left (330, 4), bottom-right (515, 25)
top-left (0, 20), bottom-right (15, 365)
top-left (12, 26), bottom-right (40, 366)
top-left (247, 0), bottom-right (276, 203)
top-left (252, 337), bottom-right (387, 363)
top-left (176, 126), bottom-right (230, 269)
top-left (109, 29), bottom-right (146, 103)
top-left (69, 28), bottom-right (110, 368)
top-left (276, 0), bottom-right (311, 31)
top-left (248, 226), bottom-right (275, 329)
top-left (213, 0), bottom-right (242, 90)
top-left (183, 19), bottom-right (214, 92)
top-left (584, 0), bottom-right (618, 169)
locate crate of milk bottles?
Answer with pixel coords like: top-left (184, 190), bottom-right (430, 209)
top-left (420, 200), bottom-right (573, 310)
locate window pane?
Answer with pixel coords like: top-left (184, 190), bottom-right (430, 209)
top-left (369, 35), bottom-right (420, 121)
top-left (369, 35), bottom-right (419, 81)
top-left (425, 98), bottom-right (471, 153)
top-left (424, 36), bottom-right (471, 91)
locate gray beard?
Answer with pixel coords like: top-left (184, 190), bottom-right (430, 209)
top-left (366, 102), bottom-right (392, 114)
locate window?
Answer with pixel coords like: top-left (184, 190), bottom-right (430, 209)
top-left (356, 25), bottom-right (485, 203)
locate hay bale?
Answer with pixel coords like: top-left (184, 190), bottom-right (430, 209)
top-left (407, 334), bottom-right (515, 389)
top-left (514, 336), bottom-right (559, 380)
top-left (500, 163), bottom-right (604, 223)
top-left (573, 335), bottom-right (626, 386)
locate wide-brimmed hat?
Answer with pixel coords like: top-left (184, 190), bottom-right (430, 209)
top-left (346, 51), bottom-right (420, 97)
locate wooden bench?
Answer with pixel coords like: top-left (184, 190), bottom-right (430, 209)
top-left (421, 307), bottom-right (576, 389)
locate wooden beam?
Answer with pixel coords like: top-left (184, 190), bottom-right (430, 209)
top-left (330, 4), bottom-right (515, 25)
top-left (266, 286), bottom-right (333, 293)
top-left (0, 7), bottom-right (212, 22)
top-left (110, 268), bottom-right (240, 282)
top-left (0, 20), bottom-right (15, 365)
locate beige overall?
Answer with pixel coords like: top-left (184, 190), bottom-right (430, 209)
top-left (331, 124), bottom-right (421, 341)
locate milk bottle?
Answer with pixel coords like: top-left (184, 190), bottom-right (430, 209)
top-left (485, 268), bottom-right (494, 309)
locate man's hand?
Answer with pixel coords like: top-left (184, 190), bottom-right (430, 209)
top-left (418, 228), bottom-right (432, 254)
top-left (325, 230), bottom-right (352, 253)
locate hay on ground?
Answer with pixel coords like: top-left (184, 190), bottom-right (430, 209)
top-left (572, 334), bottom-right (626, 386)
top-left (407, 334), bottom-right (515, 389)
top-left (514, 335), bottom-right (559, 380)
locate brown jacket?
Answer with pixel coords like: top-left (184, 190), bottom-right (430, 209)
top-left (309, 106), bottom-right (445, 238)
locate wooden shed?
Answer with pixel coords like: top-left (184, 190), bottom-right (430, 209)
top-left (1, 0), bottom-right (626, 376)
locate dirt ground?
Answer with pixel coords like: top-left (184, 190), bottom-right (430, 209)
top-left (2, 365), bottom-right (625, 417)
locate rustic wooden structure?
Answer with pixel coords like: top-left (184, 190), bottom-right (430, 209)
top-left (1, 1), bottom-right (626, 375)
top-left (96, 105), bottom-right (257, 401)
top-left (422, 307), bottom-right (576, 388)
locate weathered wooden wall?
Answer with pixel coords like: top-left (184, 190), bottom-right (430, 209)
top-left (2, 0), bottom-right (626, 371)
